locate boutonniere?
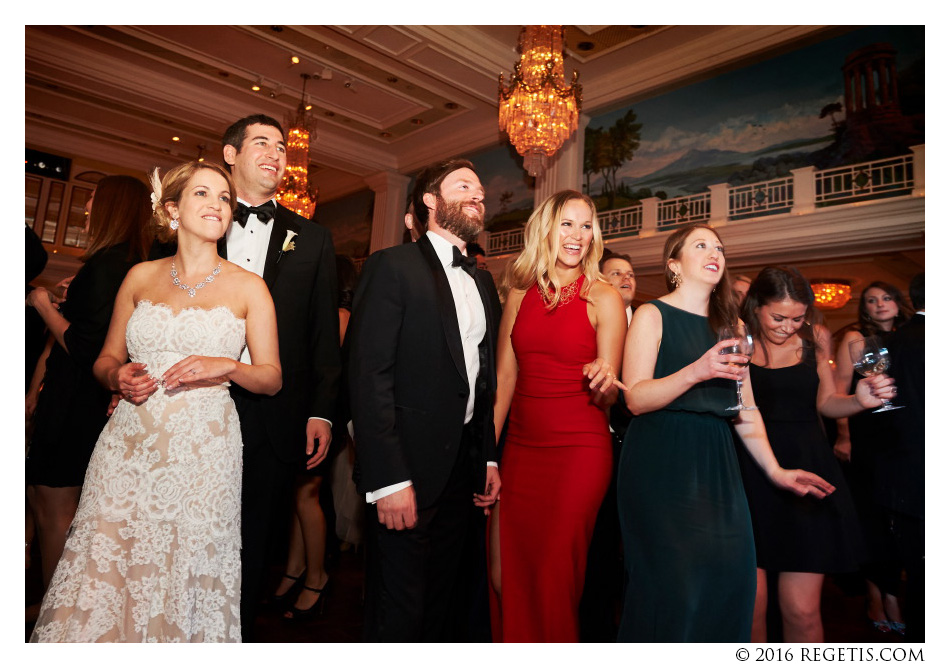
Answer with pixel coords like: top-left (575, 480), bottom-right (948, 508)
top-left (277, 230), bottom-right (297, 263)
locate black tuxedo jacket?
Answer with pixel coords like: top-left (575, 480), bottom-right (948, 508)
top-left (220, 203), bottom-right (341, 464)
top-left (878, 313), bottom-right (925, 518)
top-left (348, 234), bottom-right (502, 509)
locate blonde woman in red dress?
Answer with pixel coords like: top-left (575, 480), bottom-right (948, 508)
top-left (489, 190), bottom-right (627, 641)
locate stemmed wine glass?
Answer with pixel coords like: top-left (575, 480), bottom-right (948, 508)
top-left (719, 323), bottom-right (756, 411)
top-left (848, 335), bottom-right (903, 412)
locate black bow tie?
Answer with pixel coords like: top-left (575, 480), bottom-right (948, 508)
top-left (234, 201), bottom-right (276, 227)
top-left (452, 245), bottom-right (477, 278)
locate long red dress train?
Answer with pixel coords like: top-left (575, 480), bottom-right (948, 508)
top-left (491, 276), bottom-right (613, 642)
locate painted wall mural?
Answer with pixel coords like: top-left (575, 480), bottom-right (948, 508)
top-left (584, 25), bottom-right (924, 211)
top-left (468, 142), bottom-right (536, 233)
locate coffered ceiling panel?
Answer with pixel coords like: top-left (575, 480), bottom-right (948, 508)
top-left (26, 25), bottom-right (839, 202)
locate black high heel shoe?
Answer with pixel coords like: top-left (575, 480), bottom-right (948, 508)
top-left (270, 570), bottom-right (306, 608)
top-left (284, 579), bottom-right (330, 621)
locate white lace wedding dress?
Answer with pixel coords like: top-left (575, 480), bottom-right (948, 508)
top-left (31, 301), bottom-right (247, 643)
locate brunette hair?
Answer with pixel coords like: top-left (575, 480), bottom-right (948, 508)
top-left (411, 158), bottom-right (476, 228)
top-left (599, 251), bottom-right (633, 272)
top-left (662, 223), bottom-right (738, 334)
top-left (221, 114), bottom-right (285, 166)
top-left (505, 190), bottom-right (605, 310)
top-left (742, 266), bottom-right (823, 364)
top-left (82, 175), bottom-right (153, 262)
top-left (151, 162), bottom-right (237, 243)
top-left (857, 281), bottom-right (913, 335)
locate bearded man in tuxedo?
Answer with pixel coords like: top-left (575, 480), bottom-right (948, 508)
top-left (349, 159), bottom-right (502, 641)
top-left (220, 114), bottom-right (340, 640)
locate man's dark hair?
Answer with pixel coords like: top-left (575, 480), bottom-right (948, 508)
top-left (411, 158), bottom-right (476, 227)
top-left (221, 114), bottom-right (285, 161)
top-left (908, 273), bottom-right (924, 311)
top-left (599, 251), bottom-right (632, 272)
top-left (467, 242), bottom-right (486, 258)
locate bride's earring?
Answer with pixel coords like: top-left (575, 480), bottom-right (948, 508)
top-left (170, 219), bottom-right (180, 231)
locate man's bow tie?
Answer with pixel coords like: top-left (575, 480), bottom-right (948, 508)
top-left (452, 245), bottom-right (477, 278)
top-left (234, 201), bottom-right (276, 227)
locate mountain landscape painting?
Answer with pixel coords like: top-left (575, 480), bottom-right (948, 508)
top-left (584, 25), bottom-right (924, 212)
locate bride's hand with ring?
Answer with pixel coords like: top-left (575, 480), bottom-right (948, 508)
top-left (162, 355), bottom-right (237, 389)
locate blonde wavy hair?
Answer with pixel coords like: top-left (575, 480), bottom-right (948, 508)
top-left (504, 190), bottom-right (605, 309)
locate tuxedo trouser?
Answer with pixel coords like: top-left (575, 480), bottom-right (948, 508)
top-left (363, 423), bottom-right (478, 641)
top-left (240, 439), bottom-right (296, 641)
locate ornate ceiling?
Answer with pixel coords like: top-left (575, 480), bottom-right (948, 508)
top-left (26, 25), bottom-right (839, 203)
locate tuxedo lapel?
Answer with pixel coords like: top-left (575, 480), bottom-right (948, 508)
top-left (473, 271), bottom-right (498, 393)
top-left (217, 235), bottom-right (228, 260)
top-left (416, 235), bottom-right (467, 384)
top-left (262, 205), bottom-right (301, 290)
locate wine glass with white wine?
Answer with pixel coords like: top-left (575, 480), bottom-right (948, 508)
top-left (848, 335), bottom-right (903, 412)
top-left (719, 323), bottom-right (756, 411)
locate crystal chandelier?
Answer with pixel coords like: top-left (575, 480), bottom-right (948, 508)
top-left (499, 25), bottom-right (582, 177)
top-left (811, 280), bottom-right (852, 309)
top-left (277, 73), bottom-right (318, 218)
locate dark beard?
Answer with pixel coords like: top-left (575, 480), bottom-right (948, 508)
top-left (435, 195), bottom-right (484, 243)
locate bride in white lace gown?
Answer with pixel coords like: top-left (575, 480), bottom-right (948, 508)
top-left (31, 162), bottom-right (281, 642)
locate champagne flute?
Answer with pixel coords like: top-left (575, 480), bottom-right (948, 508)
top-left (848, 335), bottom-right (903, 412)
top-left (719, 323), bottom-right (756, 411)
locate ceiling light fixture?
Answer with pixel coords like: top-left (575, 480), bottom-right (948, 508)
top-left (276, 73), bottom-right (318, 218)
top-left (499, 25), bottom-right (582, 177)
top-left (811, 279), bottom-right (852, 310)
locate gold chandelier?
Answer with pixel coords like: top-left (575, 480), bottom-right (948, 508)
top-left (811, 279), bottom-right (852, 309)
top-left (277, 73), bottom-right (318, 218)
top-left (499, 25), bottom-right (582, 177)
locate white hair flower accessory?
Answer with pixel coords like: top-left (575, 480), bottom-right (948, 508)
top-left (147, 167), bottom-right (163, 213)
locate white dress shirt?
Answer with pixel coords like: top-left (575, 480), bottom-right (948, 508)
top-left (367, 231), bottom-right (488, 503)
top-left (226, 197), bottom-right (276, 366)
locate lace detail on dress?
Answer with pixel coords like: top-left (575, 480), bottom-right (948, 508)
top-left (31, 301), bottom-right (247, 643)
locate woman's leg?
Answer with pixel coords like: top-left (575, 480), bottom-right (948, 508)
top-left (287, 476), bottom-right (329, 613)
top-left (274, 483), bottom-right (307, 598)
top-left (751, 568), bottom-right (768, 642)
top-left (27, 484), bottom-right (80, 588)
top-left (778, 572), bottom-right (825, 642)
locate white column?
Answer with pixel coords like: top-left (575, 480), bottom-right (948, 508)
top-left (640, 197), bottom-right (660, 237)
top-left (534, 114), bottom-right (590, 206)
top-left (910, 144), bottom-right (925, 197)
top-left (365, 171), bottom-right (411, 253)
top-left (790, 166), bottom-right (816, 215)
top-left (707, 183), bottom-right (731, 225)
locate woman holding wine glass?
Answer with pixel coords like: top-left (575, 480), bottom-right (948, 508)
top-left (616, 225), bottom-right (835, 642)
top-left (737, 266), bottom-right (895, 642)
top-left (833, 281), bottom-right (913, 634)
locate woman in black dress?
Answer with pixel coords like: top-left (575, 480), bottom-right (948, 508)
top-left (739, 267), bottom-right (895, 641)
top-left (833, 281), bottom-right (913, 634)
top-left (273, 254), bottom-right (359, 619)
top-left (25, 175), bottom-right (152, 587)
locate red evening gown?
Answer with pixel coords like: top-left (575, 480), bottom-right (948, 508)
top-left (492, 276), bottom-right (613, 642)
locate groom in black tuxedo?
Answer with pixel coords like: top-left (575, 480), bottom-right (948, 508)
top-left (349, 159), bottom-right (502, 641)
top-left (220, 114), bottom-right (340, 640)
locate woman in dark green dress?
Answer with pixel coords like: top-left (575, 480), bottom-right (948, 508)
top-left (616, 225), bottom-right (835, 642)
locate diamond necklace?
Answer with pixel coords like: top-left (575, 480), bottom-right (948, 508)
top-left (171, 260), bottom-right (222, 298)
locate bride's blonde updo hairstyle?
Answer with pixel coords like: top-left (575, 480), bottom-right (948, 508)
top-left (504, 189), bottom-right (605, 310)
top-left (148, 161), bottom-right (236, 243)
